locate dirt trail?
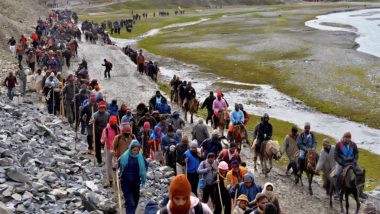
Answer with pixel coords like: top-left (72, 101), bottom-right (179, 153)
top-left (75, 35), bottom-right (367, 213)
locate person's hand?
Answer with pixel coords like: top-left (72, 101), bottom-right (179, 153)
top-left (207, 167), bottom-right (212, 173)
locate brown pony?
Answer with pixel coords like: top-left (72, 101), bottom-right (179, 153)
top-left (214, 110), bottom-right (226, 137)
top-left (184, 98), bottom-right (199, 124)
top-left (295, 149), bottom-right (318, 195)
top-left (231, 124), bottom-right (247, 151)
top-left (252, 140), bottom-right (282, 177)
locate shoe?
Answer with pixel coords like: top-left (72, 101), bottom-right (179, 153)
top-left (87, 150), bottom-right (93, 154)
top-left (98, 162), bottom-right (104, 167)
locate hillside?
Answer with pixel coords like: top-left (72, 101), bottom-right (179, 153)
top-left (0, 0), bottom-right (46, 49)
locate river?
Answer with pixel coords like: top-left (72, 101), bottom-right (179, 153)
top-left (110, 13), bottom-right (380, 155)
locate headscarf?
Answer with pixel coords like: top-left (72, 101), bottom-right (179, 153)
top-left (150, 126), bottom-right (164, 140)
top-left (262, 182), bottom-right (275, 201)
top-left (169, 175), bottom-right (191, 213)
top-left (119, 140), bottom-right (147, 186)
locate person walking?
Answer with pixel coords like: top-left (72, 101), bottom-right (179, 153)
top-left (4, 72), bottom-right (18, 100)
top-left (17, 65), bottom-right (27, 96)
top-left (201, 91), bottom-right (216, 125)
top-left (158, 174), bottom-right (212, 214)
top-left (137, 122), bottom-right (152, 158)
top-left (213, 161), bottom-right (231, 214)
top-left (136, 49), bottom-right (145, 74)
top-left (8, 37), bottom-right (16, 56)
top-left (113, 122), bottom-right (136, 159)
top-left (184, 140), bottom-right (202, 196)
top-left (81, 94), bottom-right (98, 154)
top-left (62, 74), bottom-right (78, 125)
top-left (119, 140), bottom-right (148, 214)
top-left (102, 59), bottom-right (113, 79)
top-left (192, 119), bottom-right (209, 146)
top-left (175, 135), bottom-right (189, 175)
top-left (197, 152), bottom-right (218, 204)
top-left (101, 116), bottom-right (120, 187)
top-left (92, 101), bottom-right (110, 165)
top-left (283, 126), bottom-right (299, 175)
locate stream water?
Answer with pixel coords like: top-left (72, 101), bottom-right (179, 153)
top-left (110, 15), bottom-right (380, 155)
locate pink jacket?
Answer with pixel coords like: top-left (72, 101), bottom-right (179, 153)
top-left (101, 124), bottom-right (120, 150)
top-left (212, 98), bottom-right (228, 116)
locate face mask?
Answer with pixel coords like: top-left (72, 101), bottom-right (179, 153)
top-left (190, 151), bottom-right (198, 156)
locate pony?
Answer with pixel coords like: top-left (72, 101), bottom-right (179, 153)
top-left (295, 149), bottom-right (318, 195)
top-left (213, 109), bottom-right (226, 137)
top-left (329, 165), bottom-right (365, 214)
top-left (231, 124), bottom-right (247, 151)
top-left (252, 140), bottom-right (282, 177)
top-left (184, 98), bottom-right (199, 124)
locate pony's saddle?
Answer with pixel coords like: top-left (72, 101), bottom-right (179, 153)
top-left (339, 164), bottom-right (365, 185)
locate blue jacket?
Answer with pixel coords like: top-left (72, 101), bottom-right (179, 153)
top-left (230, 182), bottom-right (262, 202)
top-left (201, 138), bottom-right (222, 157)
top-left (334, 140), bottom-right (358, 166)
top-left (230, 110), bottom-right (245, 124)
top-left (161, 134), bottom-right (180, 150)
top-left (297, 132), bottom-right (316, 152)
top-left (120, 155), bottom-right (148, 182)
top-left (107, 103), bottom-right (119, 116)
top-left (184, 150), bottom-right (200, 173)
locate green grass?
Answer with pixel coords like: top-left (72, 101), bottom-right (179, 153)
top-left (212, 82), bottom-right (256, 90)
top-left (158, 80), bottom-right (380, 190)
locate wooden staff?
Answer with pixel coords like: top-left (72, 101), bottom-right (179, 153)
top-left (116, 168), bottom-right (123, 214)
top-left (74, 83), bottom-right (78, 149)
top-left (52, 87), bottom-right (55, 115)
top-left (217, 173), bottom-right (225, 214)
top-left (91, 106), bottom-right (96, 165)
top-left (104, 144), bottom-right (110, 187)
top-left (232, 185), bottom-right (238, 214)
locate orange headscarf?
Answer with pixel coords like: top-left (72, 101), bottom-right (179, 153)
top-left (169, 175), bottom-right (191, 214)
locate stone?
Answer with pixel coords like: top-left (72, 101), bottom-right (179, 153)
top-left (52, 189), bottom-right (68, 199)
top-left (16, 204), bottom-right (25, 212)
top-left (6, 168), bottom-right (29, 183)
top-left (19, 152), bottom-right (32, 166)
top-left (45, 194), bottom-right (56, 203)
top-left (0, 201), bottom-right (12, 214)
top-left (22, 191), bottom-right (33, 201)
top-left (85, 181), bottom-right (98, 192)
top-left (0, 158), bottom-right (13, 166)
top-left (2, 187), bottom-right (13, 197)
top-left (11, 193), bottom-right (22, 201)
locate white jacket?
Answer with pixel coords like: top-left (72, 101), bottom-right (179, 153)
top-left (157, 196), bottom-right (213, 214)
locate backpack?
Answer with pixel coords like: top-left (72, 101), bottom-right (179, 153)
top-left (160, 201), bottom-right (203, 214)
top-left (108, 61), bottom-right (113, 69)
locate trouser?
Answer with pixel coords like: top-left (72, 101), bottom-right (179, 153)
top-left (142, 140), bottom-right (150, 158)
top-left (65, 101), bottom-right (74, 124)
top-left (214, 194), bottom-right (231, 214)
top-left (212, 115), bottom-right (219, 128)
top-left (138, 63), bottom-right (144, 74)
top-left (28, 62), bottom-right (35, 73)
top-left (121, 178), bottom-right (140, 214)
top-left (176, 163), bottom-right (184, 175)
top-left (95, 132), bottom-right (102, 164)
top-left (9, 45), bottom-right (16, 55)
top-left (66, 58), bottom-right (70, 68)
top-left (206, 109), bottom-right (213, 125)
top-left (7, 87), bottom-right (15, 100)
top-left (47, 101), bottom-right (54, 114)
top-left (104, 69), bottom-right (111, 78)
top-left (334, 163), bottom-right (343, 194)
top-left (20, 79), bottom-right (26, 96)
top-left (187, 172), bottom-right (199, 197)
top-left (103, 149), bottom-right (113, 183)
top-left (87, 134), bottom-right (93, 150)
top-left (202, 184), bottom-right (214, 203)
top-left (17, 55), bottom-right (22, 65)
top-left (81, 118), bottom-right (87, 134)
top-left (287, 161), bottom-right (297, 174)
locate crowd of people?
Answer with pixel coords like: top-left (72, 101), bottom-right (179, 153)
top-left (2, 8), bottom-right (369, 214)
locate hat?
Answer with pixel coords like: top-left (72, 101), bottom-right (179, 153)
top-left (304, 122), bottom-right (311, 128)
top-left (152, 110), bottom-right (159, 115)
top-left (190, 140), bottom-right (198, 148)
top-left (217, 91), bottom-right (222, 97)
top-left (254, 193), bottom-right (267, 202)
top-left (237, 194), bottom-right (248, 202)
top-left (109, 116), bottom-right (117, 125)
top-left (230, 141), bottom-right (237, 148)
top-left (169, 175), bottom-right (191, 212)
top-left (231, 160), bottom-right (240, 168)
top-left (172, 111), bottom-right (180, 117)
top-left (169, 145), bottom-right (176, 152)
top-left (343, 132), bottom-right (351, 139)
top-left (207, 152), bottom-right (215, 158)
top-left (263, 182), bottom-right (274, 191)
top-left (130, 140), bottom-right (141, 149)
top-left (49, 72), bottom-right (55, 77)
top-left (121, 122), bottom-right (131, 133)
top-left (218, 161), bottom-right (229, 170)
top-left (244, 172), bottom-right (254, 183)
top-left (98, 101), bottom-right (107, 108)
top-left (143, 122), bottom-right (150, 128)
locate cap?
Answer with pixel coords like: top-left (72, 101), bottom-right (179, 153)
top-left (98, 101), bottom-right (106, 108)
top-left (143, 122), bottom-right (150, 128)
top-left (190, 140), bottom-right (198, 148)
top-left (237, 194), bottom-right (248, 202)
top-left (218, 161), bottom-right (228, 170)
top-left (230, 141), bottom-right (237, 148)
top-left (217, 91), bottom-right (222, 97)
top-left (109, 116), bottom-right (117, 125)
top-left (231, 160), bottom-right (240, 168)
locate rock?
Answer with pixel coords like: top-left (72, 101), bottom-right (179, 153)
top-left (22, 191), bottom-right (33, 201)
top-left (2, 186), bottom-right (13, 197)
top-left (45, 194), bottom-right (56, 203)
top-left (6, 168), bottom-right (29, 183)
top-left (0, 158), bottom-right (13, 166)
top-left (16, 204), bottom-right (25, 212)
top-left (11, 193), bottom-right (21, 201)
top-left (52, 189), bottom-right (68, 199)
top-left (19, 152), bottom-right (32, 166)
top-left (0, 201), bottom-right (12, 214)
top-left (85, 181), bottom-right (98, 192)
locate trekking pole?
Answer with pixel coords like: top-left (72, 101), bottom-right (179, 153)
top-left (217, 173), bottom-right (225, 214)
top-left (91, 106), bottom-right (96, 165)
top-left (116, 168), bottom-right (123, 213)
top-left (104, 146), bottom-right (110, 187)
top-left (74, 83), bottom-right (78, 150)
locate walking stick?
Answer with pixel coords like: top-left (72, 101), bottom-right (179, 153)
top-left (52, 87), bottom-right (55, 115)
top-left (116, 168), bottom-right (123, 213)
top-left (185, 159), bottom-right (188, 178)
top-left (74, 84), bottom-right (78, 150)
top-left (217, 174), bottom-right (225, 214)
top-left (232, 186), bottom-right (238, 214)
top-left (91, 106), bottom-right (96, 165)
top-left (104, 146), bottom-right (110, 187)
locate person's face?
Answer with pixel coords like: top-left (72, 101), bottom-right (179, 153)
top-left (304, 126), bottom-right (310, 134)
top-left (232, 166), bottom-right (239, 172)
top-left (235, 104), bottom-right (239, 111)
top-left (210, 92), bottom-right (213, 97)
top-left (173, 195), bottom-right (187, 207)
top-left (258, 198), bottom-right (268, 210)
top-left (292, 130), bottom-right (298, 135)
top-left (131, 147), bottom-right (140, 155)
top-left (229, 147), bottom-right (236, 153)
top-left (156, 92), bottom-right (161, 97)
top-left (207, 157), bottom-right (214, 163)
top-left (219, 169), bottom-right (227, 176)
top-left (239, 201), bottom-right (247, 209)
top-left (99, 107), bottom-right (106, 113)
top-left (344, 137), bottom-right (351, 144)
top-left (244, 181), bottom-right (252, 188)
top-left (323, 144), bottom-right (330, 150)
top-left (156, 129), bottom-right (161, 134)
top-left (126, 111), bottom-right (131, 116)
top-left (190, 146), bottom-right (197, 152)
top-left (264, 118), bottom-right (269, 123)
top-left (217, 96), bottom-right (221, 100)
top-left (266, 185), bottom-right (273, 191)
